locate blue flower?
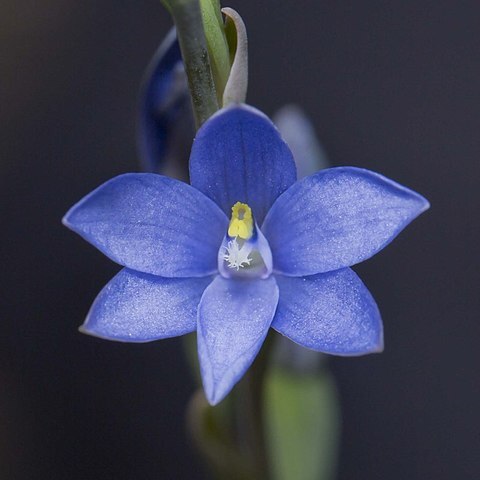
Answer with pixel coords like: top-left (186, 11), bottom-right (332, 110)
top-left (137, 28), bottom-right (193, 174)
top-left (63, 104), bottom-right (429, 405)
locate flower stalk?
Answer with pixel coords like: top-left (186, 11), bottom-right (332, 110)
top-left (160, 0), bottom-right (219, 128)
top-left (234, 333), bottom-right (275, 480)
top-left (186, 334), bottom-right (275, 479)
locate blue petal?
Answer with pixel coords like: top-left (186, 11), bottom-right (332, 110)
top-left (273, 269), bottom-right (383, 355)
top-left (197, 275), bottom-right (279, 405)
top-left (81, 268), bottom-right (211, 342)
top-left (63, 174), bottom-right (228, 277)
top-left (137, 28), bottom-right (194, 173)
top-left (189, 105), bottom-right (297, 223)
top-left (262, 167), bottom-right (430, 275)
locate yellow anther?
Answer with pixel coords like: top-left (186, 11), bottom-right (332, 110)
top-left (228, 202), bottom-right (253, 239)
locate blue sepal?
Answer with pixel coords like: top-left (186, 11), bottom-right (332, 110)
top-left (190, 105), bottom-right (297, 224)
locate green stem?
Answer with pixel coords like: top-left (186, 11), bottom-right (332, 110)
top-left (235, 333), bottom-right (275, 480)
top-left (161, 0), bottom-right (219, 128)
top-left (186, 391), bottom-right (254, 480)
top-left (185, 334), bottom-right (276, 479)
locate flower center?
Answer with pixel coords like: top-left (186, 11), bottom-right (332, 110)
top-left (218, 202), bottom-right (273, 279)
top-left (223, 238), bottom-right (253, 270)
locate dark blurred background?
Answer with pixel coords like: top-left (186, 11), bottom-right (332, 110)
top-left (1, 1), bottom-right (479, 479)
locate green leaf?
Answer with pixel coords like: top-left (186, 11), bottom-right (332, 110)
top-left (265, 367), bottom-right (340, 480)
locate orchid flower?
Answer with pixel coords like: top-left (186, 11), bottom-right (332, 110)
top-left (137, 28), bottom-right (193, 176)
top-left (63, 104), bottom-right (429, 405)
